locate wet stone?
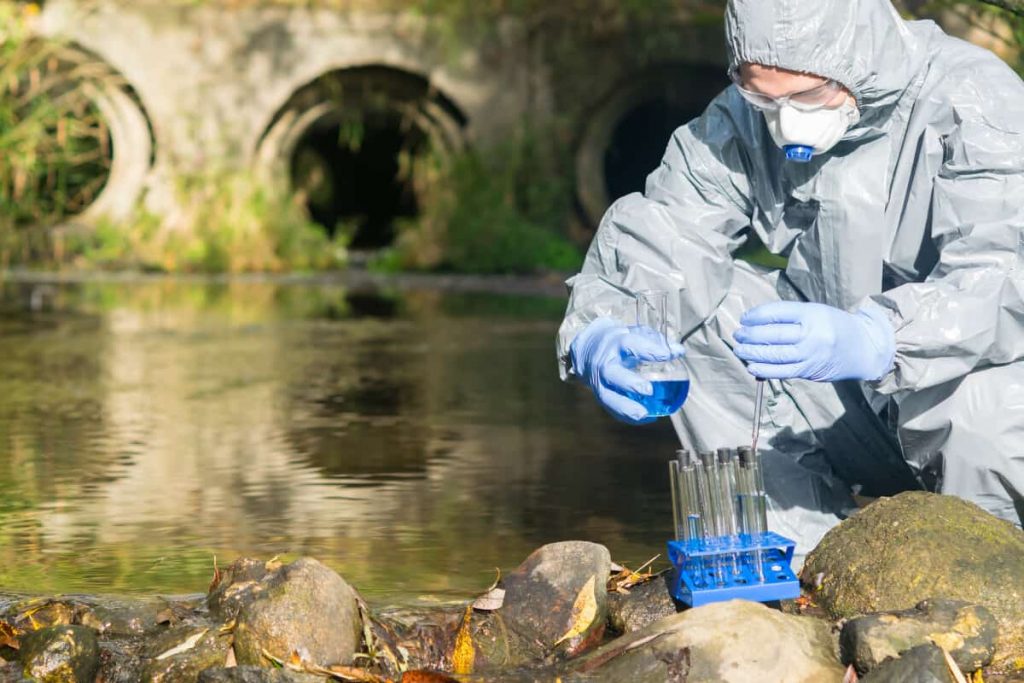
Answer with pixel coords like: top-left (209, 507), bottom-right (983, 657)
top-left (841, 599), bottom-right (997, 675)
top-left (860, 643), bottom-right (955, 683)
top-left (198, 666), bottom-right (323, 682)
top-left (207, 558), bottom-right (273, 621)
top-left (607, 574), bottom-right (679, 635)
top-left (18, 625), bottom-right (100, 683)
top-left (78, 596), bottom-right (195, 638)
top-left (565, 599), bottom-right (842, 683)
top-left (497, 541), bottom-right (611, 657)
top-left (232, 558), bottom-right (362, 668)
top-left (0, 660), bottom-right (31, 681)
top-left (3, 599), bottom-right (77, 633)
top-left (95, 641), bottom-right (145, 683)
top-left (801, 492), bottom-right (1024, 669)
top-left (141, 623), bottom-right (232, 682)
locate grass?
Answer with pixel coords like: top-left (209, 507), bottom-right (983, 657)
top-left (378, 130), bottom-right (583, 275)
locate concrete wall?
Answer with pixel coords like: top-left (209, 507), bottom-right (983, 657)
top-left (35, 0), bottom-right (730, 229)
top-left (39, 1), bottom-right (1014, 234)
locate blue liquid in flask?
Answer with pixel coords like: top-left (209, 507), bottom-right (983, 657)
top-left (627, 379), bottom-right (690, 417)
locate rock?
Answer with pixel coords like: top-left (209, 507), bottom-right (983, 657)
top-left (78, 596), bottom-right (194, 637)
top-left (141, 623), bottom-right (232, 682)
top-left (95, 641), bottom-right (144, 683)
top-left (405, 542), bottom-right (612, 672)
top-left (860, 643), bottom-right (956, 683)
top-left (208, 558), bottom-right (273, 621)
top-left (840, 599), bottom-right (997, 674)
top-left (0, 660), bottom-right (32, 681)
top-left (607, 573), bottom-right (679, 634)
top-left (2, 599), bottom-right (77, 632)
top-left (18, 625), bottom-right (100, 683)
top-left (198, 666), bottom-right (322, 682)
top-left (497, 541), bottom-right (611, 656)
top-left (232, 558), bottom-right (362, 668)
top-left (564, 600), bottom-right (843, 683)
top-left (801, 491), bottom-right (1024, 668)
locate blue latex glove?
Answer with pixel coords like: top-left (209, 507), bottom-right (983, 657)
top-left (570, 318), bottom-right (687, 424)
top-left (732, 302), bottom-right (896, 382)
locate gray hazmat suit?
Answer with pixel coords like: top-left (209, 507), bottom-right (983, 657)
top-left (557, 0), bottom-right (1024, 553)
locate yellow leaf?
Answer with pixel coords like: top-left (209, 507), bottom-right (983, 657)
top-left (554, 575), bottom-right (598, 646)
top-left (451, 605), bottom-right (475, 675)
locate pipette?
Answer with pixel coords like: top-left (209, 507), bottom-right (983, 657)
top-left (751, 379), bottom-right (765, 454)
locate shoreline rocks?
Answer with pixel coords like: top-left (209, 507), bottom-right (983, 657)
top-left (1, 492), bottom-right (1020, 681)
top-left (801, 491), bottom-right (1024, 671)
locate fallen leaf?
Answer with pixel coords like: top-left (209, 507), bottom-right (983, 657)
top-left (401, 672), bottom-right (461, 683)
top-left (208, 556), bottom-right (223, 593)
top-left (0, 621), bottom-right (20, 650)
top-left (451, 605), bottom-right (475, 675)
top-left (224, 647), bottom-right (237, 668)
top-left (155, 608), bottom-right (177, 626)
top-left (262, 649), bottom-right (393, 682)
top-left (607, 556), bottom-right (660, 594)
top-left (472, 568), bottom-right (505, 611)
top-left (471, 587), bottom-right (505, 612)
top-left (554, 575), bottom-right (598, 646)
top-left (155, 629), bottom-right (208, 661)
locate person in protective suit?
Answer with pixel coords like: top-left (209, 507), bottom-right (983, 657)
top-left (558, 0), bottom-right (1024, 553)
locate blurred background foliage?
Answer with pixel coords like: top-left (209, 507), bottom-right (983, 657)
top-left (0, 0), bottom-right (1021, 275)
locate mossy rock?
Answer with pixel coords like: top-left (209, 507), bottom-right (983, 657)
top-left (801, 492), bottom-right (1024, 670)
top-left (19, 625), bottom-right (100, 683)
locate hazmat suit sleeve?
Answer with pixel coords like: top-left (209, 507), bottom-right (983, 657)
top-left (865, 66), bottom-right (1024, 394)
top-left (557, 99), bottom-right (753, 380)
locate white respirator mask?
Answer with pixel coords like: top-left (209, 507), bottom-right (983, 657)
top-left (763, 101), bottom-right (861, 162)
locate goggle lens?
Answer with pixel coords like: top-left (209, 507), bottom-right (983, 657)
top-left (731, 71), bottom-right (844, 112)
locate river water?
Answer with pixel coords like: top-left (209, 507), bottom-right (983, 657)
top-left (0, 276), bottom-right (678, 603)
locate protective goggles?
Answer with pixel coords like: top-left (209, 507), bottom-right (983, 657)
top-left (729, 69), bottom-right (846, 112)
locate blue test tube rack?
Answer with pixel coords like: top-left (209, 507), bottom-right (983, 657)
top-left (667, 531), bottom-right (800, 607)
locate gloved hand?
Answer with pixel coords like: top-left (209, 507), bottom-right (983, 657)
top-left (570, 318), bottom-right (687, 424)
top-left (732, 302), bottom-right (895, 382)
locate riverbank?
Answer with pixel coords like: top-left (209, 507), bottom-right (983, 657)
top-left (0, 266), bottom-right (572, 299)
top-left (1, 493), bottom-right (1022, 682)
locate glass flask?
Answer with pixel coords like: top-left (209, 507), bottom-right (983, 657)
top-left (629, 290), bottom-right (690, 417)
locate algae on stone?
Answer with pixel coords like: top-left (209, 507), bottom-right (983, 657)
top-left (802, 492), bottom-right (1024, 670)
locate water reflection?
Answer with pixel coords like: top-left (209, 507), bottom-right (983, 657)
top-left (0, 279), bottom-right (677, 602)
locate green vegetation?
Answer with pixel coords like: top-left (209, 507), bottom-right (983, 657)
top-left (68, 169), bottom-right (346, 273)
top-left (0, 3), bottom-right (112, 266)
top-left (380, 131), bottom-right (583, 275)
top-left (0, 4), bottom-right (343, 274)
top-left (909, 0), bottom-right (1024, 72)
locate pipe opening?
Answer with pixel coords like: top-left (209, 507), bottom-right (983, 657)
top-left (575, 64), bottom-right (728, 230)
top-left (291, 110), bottom-right (428, 249)
top-left (603, 97), bottom-right (704, 202)
top-left (260, 65), bottom-right (466, 250)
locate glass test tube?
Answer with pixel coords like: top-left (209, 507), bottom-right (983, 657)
top-left (678, 451), bottom-right (708, 587)
top-left (699, 451), bottom-right (727, 585)
top-left (716, 449), bottom-right (741, 578)
top-left (682, 458), bottom-right (704, 544)
top-left (669, 459), bottom-right (684, 541)
top-left (737, 446), bottom-right (766, 581)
